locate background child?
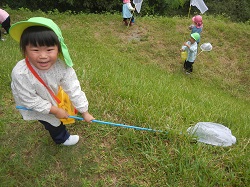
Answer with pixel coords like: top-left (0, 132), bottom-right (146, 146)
top-left (0, 8), bottom-right (11, 41)
top-left (189, 15), bottom-right (203, 44)
top-left (180, 33), bottom-right (200, 74)
top-left (122, 0), bottom-right (135, 26)
top-left (9, 17), bottom-right (95, 146)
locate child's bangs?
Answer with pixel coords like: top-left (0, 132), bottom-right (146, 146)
top-left (20, 26), bottom-right (61, 52)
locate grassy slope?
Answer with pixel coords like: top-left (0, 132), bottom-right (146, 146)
top-left (0, 9), bottom-right (249, 186)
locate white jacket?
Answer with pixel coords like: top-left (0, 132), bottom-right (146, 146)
top-left (182, 41), bottom-right (198, 62)
top-left (11, 59), bottom-right (89, 127)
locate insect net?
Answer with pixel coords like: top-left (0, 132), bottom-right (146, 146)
top-left (200, 43), bottom-right (212, 51)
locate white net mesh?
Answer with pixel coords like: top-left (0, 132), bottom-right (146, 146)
top-left (200, 43), bottom-right (212, 51)
top-left (133, 0), bottom-right (143, 13)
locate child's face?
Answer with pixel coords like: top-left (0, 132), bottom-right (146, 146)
top-left (190, 37), bottom-right (196, 44)
top-left (25, 44), bottom-right (59, 70)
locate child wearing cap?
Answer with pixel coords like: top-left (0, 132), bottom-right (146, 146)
top-left (9, 17), bottom-right (95, 146)
top-left (189, 15), bottom-right (203, 44)
top-left (180, 33), bottom-right (200, 74)
top-left (122, 0), bottom-right (135, 26)
top-left (0, 8), bottom-right (11, 41)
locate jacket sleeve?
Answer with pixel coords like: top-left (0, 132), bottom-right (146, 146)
top-left (127, 3), bottom-right (134, 11)
top-left (60, 67), bottom-right (89, 113)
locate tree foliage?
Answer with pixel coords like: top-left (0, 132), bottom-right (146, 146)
top-left (0, 0), bottom-right (249, 22)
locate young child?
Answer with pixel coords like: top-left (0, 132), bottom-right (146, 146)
top-left (180, 33), bottom-right (200, 74)
top-left (189, 15), bottom-right (203, 44)
top-left (122, 0), bottom-right (135, 26)
top-left (9, 17), bottom-right (95, 146)
top-left (0, 8), bottom-right (11, 41)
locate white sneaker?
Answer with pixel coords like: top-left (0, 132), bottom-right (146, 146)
top-left (63, 135), bottom-right (79, 146)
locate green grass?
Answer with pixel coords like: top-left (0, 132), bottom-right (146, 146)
top-left (0, 9), bottom-right (249, 186)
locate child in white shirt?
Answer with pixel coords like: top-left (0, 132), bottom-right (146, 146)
top-left (9, 17), bottom-right (95, 146)
top-left (180, 33), bottom-right (200, 74)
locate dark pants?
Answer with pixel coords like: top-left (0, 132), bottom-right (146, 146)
top-left (123, 16), bottom-right (134, 25)
top-left (39, 120), bottom-right (70, 144)
top-left (1, 16), bottom-right (11, 33)
top-left (184, 60), bottom-right (194, 73)
top-left (1, 16), bottom-right (10, 39)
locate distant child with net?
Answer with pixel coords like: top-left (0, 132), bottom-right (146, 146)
top-left (180, 33), bottom-right (200, 74)
top-left (122, 0), bottom-right (135, 26)
top-left (189, 15), bottom-right (203, 44)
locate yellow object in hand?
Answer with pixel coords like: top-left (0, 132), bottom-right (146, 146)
top-left (181, 51), bottom-right (187, 62)
top-left (57, 86), bottom-right (76, 124)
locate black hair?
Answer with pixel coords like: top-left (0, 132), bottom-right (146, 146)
top-left (20, 26), bottom-right (61, 56)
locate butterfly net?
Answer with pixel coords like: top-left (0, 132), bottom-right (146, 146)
top-left (200, 43), bottom-right (212, 51)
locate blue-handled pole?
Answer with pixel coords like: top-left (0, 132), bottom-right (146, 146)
top-left (16, 106), bottom-right (165, 133)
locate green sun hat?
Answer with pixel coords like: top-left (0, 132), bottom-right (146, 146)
top-left (191, 33), bottom-right (200, 41)
top-left (9, 17), bottom-right (73, 67)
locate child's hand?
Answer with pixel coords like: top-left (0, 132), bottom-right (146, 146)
top-left (184, 42), bottom-right (190, 48)
top-left (189, 24), bottom-right (194, 30)
top-left (50, 106), bottom-right (69, 119)
top-left (82, 112), bottom-right (95, 123)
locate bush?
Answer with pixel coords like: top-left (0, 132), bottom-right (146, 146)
top-left (0, 0), bottom-right (249, 22)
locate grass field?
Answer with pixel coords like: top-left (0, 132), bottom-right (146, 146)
top-left (0, 8), bottom-right (249, 186)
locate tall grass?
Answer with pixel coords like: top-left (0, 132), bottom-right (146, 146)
top-left (0, 9), bottom-right (249, 186)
